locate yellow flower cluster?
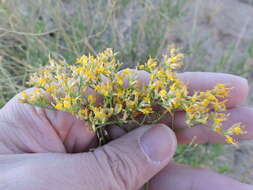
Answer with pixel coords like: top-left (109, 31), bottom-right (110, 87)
top-left (20, 48), bottom-right (246, 145)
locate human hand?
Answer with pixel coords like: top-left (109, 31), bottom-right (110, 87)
top-left (0, 71), bottom-right (252, 189)
top-left (148, 163), bottom-right (253, 190)
top-left (146, 72), bottom-right (253, 190)
top-left (1, 124), bottom-right (176, 190)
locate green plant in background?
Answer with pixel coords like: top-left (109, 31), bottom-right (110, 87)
top-left (175, 143), bottom-right (234, 174)
top-left (0, 0), bottom-right (189, 103)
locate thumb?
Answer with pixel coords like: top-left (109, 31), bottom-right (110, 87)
top-left (5, 124), bottom-right (176, 190)
top-left (75, 123), bottom-right (177, 190)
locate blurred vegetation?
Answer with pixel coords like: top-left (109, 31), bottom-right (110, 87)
top-left (1, 0), bottom-right (253, 175)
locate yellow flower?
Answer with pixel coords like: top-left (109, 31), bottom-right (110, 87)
top-left (138, 65), bottom-right (145, 70)
top-left (34, 88), bottom-right (41, 93)
top-left (149, 81), bottom-right (162, 90)
top-left (117, 88), bottom-right (124, 97)
top-left (78, 108), bottom-right (89, 119)
top-left (76, 55), bottom-right (88, 64)
top-left (93, 107), bottom-right (107, 122)
top-left (126, 100), bottom-right (135, 109)
top-left (38, 78), bottom-right (48, 86)
top-left (185, 105), bottom-right (199, 114)
top-left (95, 83), bottom-right (112, 96)
top-left (170, 56), bottom-right (178, 63)
top-left (115, 74), bottom-right (124, 86)
top-left (63, 100), bottom-right (71, 109)
top-left (214, 84), bottom-right (229, 97)
top-left (139, 107), bottom-right (153, 114)
top-left (74, 67), bottom-right (85, 74)
top-left (29, 95), bottom-right (38, 103)
top-left (175, 91), bottom-right (182, 99)
top-left (21, 92), bottom-right (29, 99)
top-left (170, 83), bottom-right (177, 91)
top-left (201, 99), bottom-right (209, 106)
top-left (207, 94), bottom-right (216, 101)
top-left (167, 74), bottom-right (175, 81)
top-left (54, 103), bottom-right (63, 110)
top-left (45, 85), bottom-right (57, 93)
top-left (159, 89), bottom-right (167, 98)
top-left (225, 136), bottom-right (237, 145)
top-left (213, 102), bottom-right (226, 112)
top-left (216, 83), bottom-right (225, 88)
top-left (123, 68), bottom-right (133, 75)
top-left (230, 124), bottom-right (246, 135)
top-left (143, 96), bottom-right (151, 102)
top-left (212, 113), bottom-right (227, 126)
top-left (213, 117), bottom-right (224, 125)
top-left (232, 127), bottom-right (244, 135)
top-left (147, 59), bottom-right (157, 70)
top-left (85, 71), bottom-right (94, 80)
top-left (214, 126), bottom-right (222, 133)
top-left (133, 91), bottom-right (140, 97)
top-left (191, 95), bottom-right (197, 102)
top-left (88, 95), bottom-right (95, 104)
top-left (97, 66), bottom-right (105, 73)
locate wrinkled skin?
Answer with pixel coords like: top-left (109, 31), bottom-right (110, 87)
top-left (0, 72), bottom-right (252, 190)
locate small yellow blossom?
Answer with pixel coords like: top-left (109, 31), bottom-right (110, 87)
top-left (78, 108), bottom-right (89, 119)
top-left (126, 100), bottom-right (135, 109)
top-left (147, 59), bottom-right (157, 70)
top-left (21, 92), bottom-right (29, 99)
top-left (34, 88), bottom-right (41, 93)
top-left (38, 78), bottom-right (48, 86)
top-left (138, 65), bottom-right (145, 70)
top-left (95, 83), bottom-right (112, 96)
top-left (93, 107), bottom-right (108, 122)
top-left (97, 66), bottom-right (106, 74)
top-left (201, 99), bottom-right (209, 106)
top-left (143, 96), bottom-right (151, 102)
top-left (117, 88), bottom-right (124, 97)
top-left (214, 84), bottom-right (229, 97)
top-left (139, 107), bottom-right (153, 114)
top-left (76, 55), bottom-right (88, 64)
top-left (115, 74), bottom-right (124, 86)
top-left (74, 67), bottom-right (85, 74)
top-left (63, 100), bottom-right (71, 109)
top-left (45, 85), bottom-right (57, 93)
top-left (54, 103), bottom-right (63, 110)
top-left (230, 124), bottom-right (246, 135)
top-left (232, 127), bottom-right (244, 135)
top-left (88, 95), bottom-right (95, 104)
top-left (170, 83), bottom-right (177, 91)
top-left (225, 136), bottom-right (237, 145)
top-left (123, 68), bottom-right (134, 75)
top-left (214, 126), bottom-right (222, 133)
top-left (159, 89), bottom-right (167, 98)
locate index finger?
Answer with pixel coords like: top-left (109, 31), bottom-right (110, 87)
top-left (138, 71), bottom-right (249, 108)
top-left (178, 72), bottom-right (249, 108)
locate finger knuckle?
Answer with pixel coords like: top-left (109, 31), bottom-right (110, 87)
top-left (95, 145), bottom-right (138, 190)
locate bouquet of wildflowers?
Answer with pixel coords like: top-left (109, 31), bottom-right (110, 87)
top-left (20, 48), bottom-right (245, 145)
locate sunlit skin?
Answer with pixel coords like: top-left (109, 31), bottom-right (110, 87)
top-left (0, 71), bottom-right (252, 189)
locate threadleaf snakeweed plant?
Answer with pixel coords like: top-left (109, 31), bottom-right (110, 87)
top-left (20, 48), bottom-right (246, 146)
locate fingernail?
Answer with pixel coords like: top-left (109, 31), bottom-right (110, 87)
top-left (140, 124), bottom-right (177, 162)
